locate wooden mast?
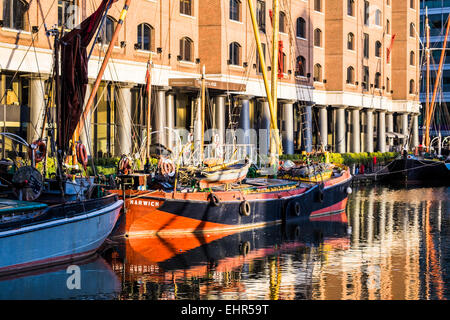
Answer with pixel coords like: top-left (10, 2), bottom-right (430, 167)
top-left (424, 7), bottom-right (430, 148)
top-left (426, 12), bottom-right (450, 150)
top-left (200, 65), bottom-right (206, 164)
top-left (146, 53), bottom-right (153, 163)
top-left (77, 0), bottom-right (132, 135)
top-left (270, 0), bottom-right (280, 162)
top-left (246, 0), bottom-right (281, 167)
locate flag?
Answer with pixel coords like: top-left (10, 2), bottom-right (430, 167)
top-left (386, 34), bottom-right (396, 64)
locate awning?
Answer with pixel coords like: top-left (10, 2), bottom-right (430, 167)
top-left (386, 132), bottom-right (407, 139)
top-left (169, 78), bottom-right (246, 92)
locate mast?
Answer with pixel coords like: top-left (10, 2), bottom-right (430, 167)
top-left (426, 12), bottom-right (450, 150)
top-left (78, 0), bottom-right (132, 134)
top-left (424, 7), bottom-right (430, 148)
top-left (200, 65), bottom-right (206, 164)
top-left (146, 53), bottom-right (153, 163)
top-left (270, 0), bottom-right (280, 161)
top-left (246, 0), bottom-right (281, 167)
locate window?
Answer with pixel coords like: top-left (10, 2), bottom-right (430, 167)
top-left (296, 55), bottom-right (306, 77)
top-left (179, 37), bottom-right (193, 61)
top-left (314, 0), bottom-right (321, 12)
top-left (347, 0), bottom-right (355, 16)
top-left (410, 0), bottom-right (415, 9)
top-left (375, 41), bottom-right (382, 57)
top-left (256, 0), bottom-right (265, 31)
top-left (409, 79), bottom-right (415, 94)
top-left (279, 11), bottom-right (286, 33)
top-left (58, 0), bottom-right (76, 30)
top-left (99, 16), bottom-right (116, 45)
top-left (363, 66), bottom-right (369, 91)
top-left (180, 0), bottom-right (192, 16)
top-left (137, 23), bottom-right (154, 51)
top-left (410, 23), bottom-right (415, 37)
top-left (230, 0), bottom-right (240, 21)
top-left (347, 33), bottom-right (354, 50)
top-left (296, 17), bottom-right (306, 38)
top-left (229, 42), bottom-right (241, 66)
top-left (386, 19), bottom-right (390, 35)
top-left (314, 64), bottom-right (322, 82)
top-left (256, 43), bottom-right (266, 74)
top-left (347, 66), bottom-right (355, 84)
top-left (281, 52), bottom-right (286, 74)
top-left (3, 0), bottom-right (28, 30)
top-left (364, 1), bottom-right (370, 25)
top-left (314, 28), bottom-right (322, 47)
top-left (375, 10), bottom-right (381, 26)
top-left (410, 51), bottom-right (415, 66)
top-left (363, 33), bottom-right (369, 58)
top-left (375, 72), bottom-right (381, 89)
top-left (386, 77), bottom-right (390, 92)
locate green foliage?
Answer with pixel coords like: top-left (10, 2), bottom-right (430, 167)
top-left (280, 152), bottom-right (399, 166)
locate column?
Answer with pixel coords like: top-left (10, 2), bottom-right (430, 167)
top-left (301, 104), bottom-right (313, 152)
top-left (386, 112), bottom-right (394, 151)
top-left (281, 100), bottom-right (295, 155)
top-left (152, 88), bottom-right (167, 146)
top-left (377, 110), bottom-right (386, 153)
top-left (214, 95), bottom-right (227, 145)
top-left (116, 83), bottom-right (133, 156)
top-left (365, 109), bottom-right (374, 153)
top-left (401, 113), bottom-right (409, 150)
top-left (350, 108), bottom-right (361, 153)
top-left (165, 91), bottom-right (175, 150)
top-left (335, 106), bottom-right (346, 153)
top-left (28, 75), bottom-right (48, 143)
top-left (259, 99), bottom-right (271, 155)
top-left (318, 105), bottom-right (328, 151)
top-left (79, 82), bottom-right (93, 155)
top-left (412, 113), bottom-right (419, 150)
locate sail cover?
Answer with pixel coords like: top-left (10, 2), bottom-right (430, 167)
top-left (58, 0), bottom-right (116, 152)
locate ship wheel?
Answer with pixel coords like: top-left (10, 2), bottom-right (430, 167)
top-left (12, 166), bottom-right (44, 201)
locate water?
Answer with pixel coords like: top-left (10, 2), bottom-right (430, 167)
top-left (1, 185), bottom-right (449, 300)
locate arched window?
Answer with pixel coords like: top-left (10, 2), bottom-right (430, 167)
top-left (3, 0), bottom-right (29, 30)
top-left (314, 28), bottom-right (322, 47)
top-left (279, 11), bottom-right (286, 33)
top-left (347, 0), bottom-right (355, 16)
top-left (296, 17), bottom-right (306, 38)
top-left (314, 64), bottom-right (322, 82)
top-left (375, 72), bottom-right (381, 88)
top-left (58, 0), bottom-right (77, 30)
top-left (230, 0), bottom-right (241, 21)
top-left (179, 37), bottom-right (193, 61)
top-left (281, 52), bottom-right (286, 74)
top-left (375, 9), bottom-right (381, 26)
top-left (314, 0), bottom-right (321, 12)
top-left (410, 23), bottom-right (415, 37)
top-left (296, 55), bottom-right (306, 77)
top-left (410, 0), bottom-right (415, 9)
top-left (99, 16), bottom-right (116, 44)
top-left (180, 0), bottom-right (192, 16)
top-left (375, 41), bottom-right (382, 57)
top-left (347, 33), bottom-right (355, 50)
top-left (386, 77), bottom-right (390, 92)
top-left (410, 51), bottom-right (415, 66)
top-left (347, 66), bottom-right (355, 84)
top-left (137, 23), bottom-right (154, 51)
top-left (229, 42), bottom-right (241, 66)
top-left (409, 79), bottom-right (415, 94)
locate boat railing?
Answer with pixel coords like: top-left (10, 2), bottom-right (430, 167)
top-left (184, 144), bottom-right (256, 166)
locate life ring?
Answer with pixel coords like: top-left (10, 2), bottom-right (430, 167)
top-left (292, 202), bottom-right (301, 216)
top-left (75, 143), bottom-right (88, 170)
top-left (209, 193), bottom-right (221, 207)
top-left (161, 159), bottom-right (175, 176)
top-left (118, 155), bottom-right (132, 175)
top-left (28, 140), bottom-right (46, 164)
top-left (239, 241), bottom-right (251, 256)
top-left (240, 200), bottom-right (251, 216)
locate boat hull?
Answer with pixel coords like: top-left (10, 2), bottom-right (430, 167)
top-left (111, 170), bottom-right (352, 237)
top-left (0, 196), bottom-right (123, 275)
top-left (385, 158), bottom-right (450, 185)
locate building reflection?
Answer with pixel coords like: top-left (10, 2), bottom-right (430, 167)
top-left (107, 186), bottom-right (449, 300)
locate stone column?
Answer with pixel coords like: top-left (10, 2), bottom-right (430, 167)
top-left (301, 103), bottom-right (313, 152)
top-left (152, 87), bottom-right (167, 146)
top-left (412, 113), bottom-right (419, 149)
top-left (335, 106), bottom-right (346, 153)
top-left (79, 82), bottom-right (93, 155)
top-left (377, 110), bottom-right (386, 153)
top-left (28, 75), bottom-right (48, 143)
top-left (281, 100), bottom-right (295, 155)
top-left (116, 83), bottom-right (134, 156)
top-left (401, 113), bottom-right (409, 150)
top-left (165, 91), bottom-right (175, 150)
top-left (318, 105), bottom-right (328, 151)
top-left (350, 108), bottom-right (361, 153)
top-left (386, 112), bottom-right (394, 151)
top-left (258, 99), bottom-right (271, 155)
top-left (214, 95), bottom-right (227, 145)
top-left (365, 109), bottom-right (374, 153)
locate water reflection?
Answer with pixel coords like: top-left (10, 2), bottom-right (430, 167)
top-left (107, 186), bottom-right (449, 300)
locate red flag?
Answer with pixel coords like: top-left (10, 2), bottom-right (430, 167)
top-left (386, 34), bottom-right (396, 64)
top-left (278, 40), bottom-right (284, 78)
top-left (145, 60), bottom-right (151, 95)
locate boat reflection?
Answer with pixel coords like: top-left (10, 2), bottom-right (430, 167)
top-left (0, 254), bottom-right (121, 300)
top-left (110, 212), bottom-right (350, 300)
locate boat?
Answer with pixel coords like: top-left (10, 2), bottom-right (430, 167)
top-left (386, 9), bottom-right (450, 185)
top-left (0, 0), bottom-right (125, 275)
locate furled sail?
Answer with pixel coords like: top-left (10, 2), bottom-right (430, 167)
top-left (58, 0), bottom-right (116, 152)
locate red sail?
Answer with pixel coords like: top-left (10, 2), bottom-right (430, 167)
top-left (58, 0), bottom-right (116, 152)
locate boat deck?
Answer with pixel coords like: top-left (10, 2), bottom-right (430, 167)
top-left (0, 199), bottom-right (47, 215)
